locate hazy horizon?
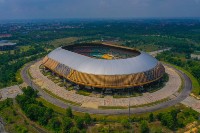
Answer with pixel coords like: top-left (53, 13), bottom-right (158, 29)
top-left (0, 0), bottom-right (200, 20)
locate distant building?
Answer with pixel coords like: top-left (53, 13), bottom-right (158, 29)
top-left (0, 40), bottom-right (17, 51)
top-left (191, 54), bottom-right (200, 60)
top-left (0, 34), bottom-right (12, 38)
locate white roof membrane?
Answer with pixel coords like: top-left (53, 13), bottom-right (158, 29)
top-left (48, 47), bottom-right (158, 75)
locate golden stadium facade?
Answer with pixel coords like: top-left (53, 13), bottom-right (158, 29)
top-left (42, 43), bottom-right (165, 89)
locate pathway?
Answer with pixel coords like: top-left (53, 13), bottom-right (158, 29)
top-left (0, 85), bottom-right (22, 101)
top-left (181, 96), bottom-right (200, 113)
top-left (29, 60), bottom-right (181, 107)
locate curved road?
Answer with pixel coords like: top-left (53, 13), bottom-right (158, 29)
top-left (21, 60), bottom-right (192, 115)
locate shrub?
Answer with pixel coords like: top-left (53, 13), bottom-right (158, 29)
top-left (140, 120), bottom-right (149, 133)
top-left (83, 113), bottom-right (92, 125)
top-left (66, 107), bottom-right (73, 118)
top-left (121, 119), bottom-right (130, 129)
top-left (62, 117), bottom-right (73, 133)
top-left (149, 113), bottom-right (154, 122)
top-left (75, 117), bottom-right (84, 129)
top-left (49, 117), bottom-right (62, 131)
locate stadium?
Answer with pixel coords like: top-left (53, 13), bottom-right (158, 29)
top-left (42, 43), bottom-right (165, 89)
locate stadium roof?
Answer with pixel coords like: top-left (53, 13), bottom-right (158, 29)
top-left (47, 47), bottom-right (158, 75)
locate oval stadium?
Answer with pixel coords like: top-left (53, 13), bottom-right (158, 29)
top-left (42, 43), bottom-right (165, 89)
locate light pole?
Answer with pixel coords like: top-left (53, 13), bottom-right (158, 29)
top-left (128, 88), bottom-right (130, 123)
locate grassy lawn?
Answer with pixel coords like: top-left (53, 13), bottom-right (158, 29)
top-left (76, 90), bottom-right (91, 96)
top-left (27, 68), bottom-right (33, 79)
top-left (37, 97), bottom-right (66, 115)
top-left (0, 51), bottom-right (6, 54)
top-left (178, 72), bottom-right (184, 93)
top-left (16, 66), bottom-right (24, 84)
top-left (18, 45), bottom-right (32, 52)
top-left (163, 62), bottom-right (200, 96)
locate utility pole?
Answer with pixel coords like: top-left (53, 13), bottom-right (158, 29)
top-left (31, 80), bottom-right (33, 89)
top-left (128, 88), bottom-right (130, 123)
top-left (128, 87), bottom-right (133, 133)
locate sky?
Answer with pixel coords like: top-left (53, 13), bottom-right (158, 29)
top-left (0, 0), bottom-right (200, 20)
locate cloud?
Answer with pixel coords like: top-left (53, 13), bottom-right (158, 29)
top-left (0, 0), bottom-right (200, 19)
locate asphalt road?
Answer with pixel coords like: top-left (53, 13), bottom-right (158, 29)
top-left (21, 60), bottom-right (192, 115)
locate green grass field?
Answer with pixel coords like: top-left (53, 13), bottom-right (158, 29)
top-left (18, 45), bottom-right (32, 52)
top-left (15, 66), bottom-right (23, 84)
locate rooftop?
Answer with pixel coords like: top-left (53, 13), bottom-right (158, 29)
top-left (0, 40), bottom-right (16, 47)
top-left (48, 43), bottom-right (158, 75)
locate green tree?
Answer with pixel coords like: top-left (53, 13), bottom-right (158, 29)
top-left (157, 113), bottom-right (163, 121)
top-left (44, 108), bottom-right (54, 120)
top-left (15, 125), bottom-right (28, 133)
top-left (149, 113), bottom-right (154, 122)
top-left (49, 117), bottom-right (62, 131)
top-left (25, 104), bottom-right (43, 121)
top-left (62, 117), bottom-right (73, 133)
top-left (75, 117), bottom-right (84, 129)
top-left (23, 86), bottom-right (38, 98)
top-left (121, 119), bottom-right (130, 129)
top-left (70, 126), bottom-right (80, 133)
top-left (83, 113), bottom-right (92, 125)
top-left (66, 107), bottom-right (73, 118)
top-left (160, 113), bottom-right (175, 130)
top-left (140, 120), bottom-right (149, 133)
top-left (38, 116), bottom-right (48, 126)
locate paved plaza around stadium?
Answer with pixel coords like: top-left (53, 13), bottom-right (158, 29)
top-left (29, 60), bottom-right (181, 108)
top-left (181, 96), bottom-right (200, 113)
top-left (0, 85), bottom-right (23, 101)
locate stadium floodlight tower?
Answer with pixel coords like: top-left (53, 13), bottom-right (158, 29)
top-left (42, 43), bottom-right (165, 90)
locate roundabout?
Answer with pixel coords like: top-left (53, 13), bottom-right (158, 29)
top-left (21, 59), bottom-right (192, 115)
